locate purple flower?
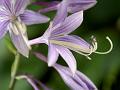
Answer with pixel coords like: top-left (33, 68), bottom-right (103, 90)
top-left (34, 0), bottom-right (97, 13)
top-left (29, 12), bottom-right (83, 74)
top-left (0, 0), bottom-right (50, 57)
top-left (29, 0), bottom-right (113, 74)
top-left (16, 74), bottom-right (51, 90)
top-left (29, 8), bottom-right (89, 74)
top-left (33, 52), bottom-right (98, 90)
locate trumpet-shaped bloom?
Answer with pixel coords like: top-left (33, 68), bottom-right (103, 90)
top-left (29, 9), bottom-right (88, 74)
top-left (34, 0), bottom-right (97, 13)
top-left (16, 74), bottom-right (51, 90)
top-left (0, 0), bottom-right (50, 57)
top-left (29, 0), bottom-right (113, 74)
top-left (33, 52), bottom-right (98, 90)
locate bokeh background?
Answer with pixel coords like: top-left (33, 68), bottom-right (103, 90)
top-left (0, 0), bottom-right (120, 90)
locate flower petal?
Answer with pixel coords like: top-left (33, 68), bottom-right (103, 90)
top-left (33, 1), bottom-right (60, 7)
top-left (16, 75), bottom-right (51, 90)
top-left (68, 0), bottom-right (97, 13)
top-left (33, 52), bottom-right (47, 63)
top-left (76, 71), bottom-right (97, 90)
top-left (38, 1), bottom-right (59, 13)
top-left (48, 44), bottom-right (59, 66)
top-left (0, 20), bottom-right (9, 39)
top-left (52, 0), bottom-right (68, 26)
top-left (2, 0), bottom-right (11, 13)
top-left (14, 0), bottom-right (30, 15)
top-left (9, 28), bottom-right (30, 57)
top-left (20, 10), bottom-right (50, 25)
top-left (0, 0), bottom-right (3, 5)
top-left (36, 0), bottom-right (97, 13)
top-left (54, 64), bottom-right (97, 90)
top-left (50, 35), bottom-right (92, 54)
top-left (18, 75), bottom-right (39, 90)
top-left (55, 45), bottom-right (76, 74)
top-left (51, 11), bottom-right (83, 36)
top-left (55, 65), bottom-right (84, 90)
top-left (33, 52), bottom-right (97, 90)
top-left (39, 5), bottom-right (58, 13)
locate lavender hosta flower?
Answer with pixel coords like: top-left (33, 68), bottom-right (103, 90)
top-left (29, 2), bottom-right (113, 74)
top-left (33, 52), bottom-right (98, 90)
top-left (0, 0), bottom-right (50, 57)
top-left (16, 74), bottom-right (51, 90)
top-left (34, 0), bottom-right (97, 13)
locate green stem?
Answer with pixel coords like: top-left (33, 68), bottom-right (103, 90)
top-left (9, 52), bottom-right (20, 90)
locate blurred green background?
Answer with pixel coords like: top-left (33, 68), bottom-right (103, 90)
top-left (0, 0), bottom-right (120, 90)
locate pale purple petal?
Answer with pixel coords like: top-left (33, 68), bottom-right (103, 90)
top-left (14, 0), bottom-right (30, 15)
top-left (33, 1), bottom-right (60, 7)
top-left (33, 52), bottom-right (97, 90)
top-left (9, 30), bottom-right (30, 57)
top-left (68, 0), bottom-right (97, 13)
top-left (51, 11), bottom-right (83, 36)
top-left (76, 71), bottom-right (97, 90)
top-left (29, 36), bottom-right (47, 45)
top-left (52, 0), bottom-right (68, 26)
top-left (33, 52), bottom-right (47, 63)
top-left (2, 0), bottom-right (12, 13)
top-left (16, 75), bottom-right (40, 90)
top-left (48, 44), bottom-right (59, 66)
top-left (25, 76), bottom-right (39, 90)
top-left (36, 0), bottom-right (97, 13)
top-left (50, 35), bottom-right (92, 54)
top-left (0, 0), bottom-right (3, 5)
top-left (38, 1), bottom-right (59, 13)
top-left (54, 64), bottom-right (97, 90)
top-left (20, 10), bottom-right (50, 25)
top-left (54, 65), bottom-right (84, 90)
top-left (0, 20), bottom-right (9, 39)
top-left (55, 45), bottom-right (76, 74)
top-left (39, 5), bottom-right (58, 13)
top-left (37, 81), bottom-right (52, 90)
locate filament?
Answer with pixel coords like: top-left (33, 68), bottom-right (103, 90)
top-left (94, 36), bottom-right (113, 54)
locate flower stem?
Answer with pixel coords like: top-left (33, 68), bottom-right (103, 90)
top-left (9, 52), bottom-right (20, 90)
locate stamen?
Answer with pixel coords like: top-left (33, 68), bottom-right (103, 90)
top-left (9, 23), bottom-right (19, 35)
top-left (76, 51), bottom-right (91, 60)
top-left (15, 21), bottom-right (27, 34)
top-left (94, 36), bottom-right (113, 54)
top-left (91, 36), bottom-right (98, 52)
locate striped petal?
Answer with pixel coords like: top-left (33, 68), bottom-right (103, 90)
top-left (55, 45), bottom-right (76, 74)
top-left (48, 44), bottom-right (59, 66)
top-left (76, 70), bottom-right (97, 90)
top-left (68, 0), bottom-right (97, 13)
top-left (16, 75), bottom-right (51, 90)
top-left (33, 1), bottom-right (60, 7)
top-left (33, 52), bottom-right (97, 90)
top-left (14, 0), bottom-right (30, 15)
top-left (0, 20), bottom-right (9, 39)
top-left (52, 0), bottom-right (68, 26)
top-left (36, 0), bottom-right (97, 13)
top-left (50, 35), bottom-right (92, 54)
top-left (54, 64), bottom-right (97, 90)
top-left (38, 1), bottom-right (59, 13)
top-left (2, 0), bottom-right (12, 13)
top-left (33, 52), bottom-right (47, 63)
top-left (51, 11), bottom-right (83, 36)
top-left (20, 10), bottom-right (50, 25)
top-left (9, 30), bottom-right (30, 57)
